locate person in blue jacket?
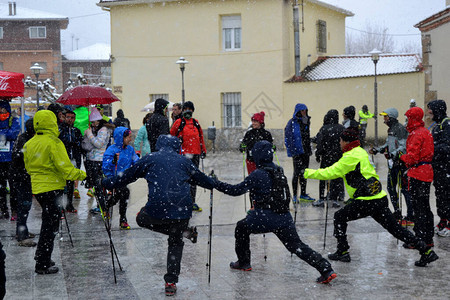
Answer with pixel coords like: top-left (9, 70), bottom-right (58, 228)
top-left (102, 127), bottom-right (139, 230)
top-left (102, 134), bottom-right (215, 296)
top-left (215, 140), bottom-right (337, 284)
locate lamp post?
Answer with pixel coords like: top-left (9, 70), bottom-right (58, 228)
top-left (369, 49), bottom-right (381, 147)
top-left (30, 63), bottom-right (43, 109)
top-left (176, 57), bottom-right (189, 105)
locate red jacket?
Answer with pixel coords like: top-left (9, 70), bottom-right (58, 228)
top-left (170, 118), bottom-right (206, 155)
top-left (400, 107), bottom-right (434, 182)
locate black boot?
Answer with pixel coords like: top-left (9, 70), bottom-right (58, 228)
top-left (328, 250), bottom-right (351, 262)
top-left (415, 249), bottom-right (439, 267)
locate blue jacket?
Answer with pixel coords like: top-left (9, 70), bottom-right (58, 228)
top-left (284, 103), bottom-right (309, 157)
top-left (0, 100), bottom-right (20, 162)
top-left (103, 127), bottom-right (139, 177)
top-left (102, 135), bottom-right (215, 220)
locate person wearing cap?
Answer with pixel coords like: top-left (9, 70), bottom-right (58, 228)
top-left (240, 111), bottom-right (273, 175)
top-left (147, 98), bottom-right (170, 152)
top-left (96, 104), bottom-right (113, 124)
top-left (358, 105), bottom-right (374, 146)
top-left (304, 127), bottom-right (439, 267)
top-left (410, 99), bottom-right (417, 108)
top-left (400, 107), bottom-right (435, 249)
top-left (284, 103), bottom-right (314, 203)
top-left (427, 100), bottom-right (450, 237)
top-left (170, 101), bottom-right (207, 212)
top-left (103, 127), bottom-right (139, 229)
top-left (369, 108), bottom-right (413, 225)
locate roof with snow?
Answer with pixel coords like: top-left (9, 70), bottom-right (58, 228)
top-left (63, 43), bottom-right (111, 61)
top-left (287, 54), bottom-right (422, 82)
top-left (0, 3), bottom-right (68, 22)
top-left (414, 6), bottom-right (450, 32)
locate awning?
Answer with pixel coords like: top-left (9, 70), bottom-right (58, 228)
top-left (0, 70), bottom-right (25, 98)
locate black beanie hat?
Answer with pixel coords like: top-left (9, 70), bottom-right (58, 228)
top-left (343, 105), bottom-right (356, 119)
top-left (183, 101), bottom-right (195, 112)
top-left (341, 127), bottom-right (359, 142)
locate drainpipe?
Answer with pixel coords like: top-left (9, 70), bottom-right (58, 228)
top-left (293, 1), bottom-right (301, 76)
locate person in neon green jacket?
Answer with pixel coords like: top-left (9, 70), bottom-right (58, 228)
top-left (24, 110), bottom-right (86, 275)
top-left (358, 105), bottom-right (374, 147)
top-left (304, 127), bottom-right (438, 267)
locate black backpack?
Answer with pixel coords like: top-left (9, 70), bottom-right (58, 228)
top-left (261, 166), bottom-right (291, 213)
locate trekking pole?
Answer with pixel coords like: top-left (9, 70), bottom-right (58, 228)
top-left (206, 170), bottom-right (214, 284)
top-left (61, 208), bottom-right (74, 248)
top-left (274, 150), bottom-right (280, 166)
top-left (323, 180), bottom-right (330, 250)
top-left (291, 198), bottom-right (298, 258)
top-left (263, 234), bottom-right (267, 261)
top-left (242, 152), bottom-right (247, 212)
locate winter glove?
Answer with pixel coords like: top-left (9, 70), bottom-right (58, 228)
top-left (200, 152), bottom-right (206, 159)
top-left (135, 151), bottom-right (141, 158)
top-left (239, 143), bottom-right (247, 153)
top-left (272, 144), bottom-right (277, 152)
top-left (370, 147), bottom-right (378, 155)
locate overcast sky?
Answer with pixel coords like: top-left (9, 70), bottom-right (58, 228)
top-left (12, 0), bottom-right (447, 54)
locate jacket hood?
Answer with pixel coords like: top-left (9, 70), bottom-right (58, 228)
top-left (381, 107), bottom-right (398, 119)
top-left (323, 109), bottom-right (339, 125)
top-left (116, 109), bottom-right (125, 118)
top-left (155, 134), bottom-right (181, 152)
top-left (33, 110), bottom-right (60, 137)
top-left (405, 107), bottom-right (424, 131)
top-left (25, 118), bottom-right (35, 134)
top-left (343, 106), bottom-right (356, 119)
top-left (252, 140), bottom-right (273, 167)
top-left (0, 100), bottom-right (12, 114)
top-left (155, 98), bottom-right (169, 115)
top-left (427, 100), bottom-right (447, 122)
top-left (293, 103), bottom-right (308, 118)
top-left (113, 126), bottom-right (128, 148)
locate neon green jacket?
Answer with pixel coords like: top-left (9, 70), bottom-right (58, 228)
top-left (24, 110), bottom-right (86, 194)
top-left (74, 106), bottom-right (89, 136)
top-left (358, 110), bottom-right (374, 125)
top-left (304, 146), bottom-right (386, 200)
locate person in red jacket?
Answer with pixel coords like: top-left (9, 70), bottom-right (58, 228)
top-left (400, 107), bottom-right (434, 248)
top-left (170, 101), bottom-right (206, 212)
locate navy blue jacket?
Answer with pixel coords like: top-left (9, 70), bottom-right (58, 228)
top-left (102, 135), bottom-right (215, 220)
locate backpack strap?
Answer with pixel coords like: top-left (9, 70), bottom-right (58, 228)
top-left (439, 117), bottom-right (450, 130)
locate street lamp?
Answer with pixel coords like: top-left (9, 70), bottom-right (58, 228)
top-left (369, 49), bottom-right (382, 147)
top-left (30, 63), bottom-right (43, 109)
top-left (176, 57), bottom-right (189, 105)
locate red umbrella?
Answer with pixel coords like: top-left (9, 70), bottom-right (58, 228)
top-left (57, 85), bottom-right (120, 106)
top-left (0, 71), bottom-right (25, 98)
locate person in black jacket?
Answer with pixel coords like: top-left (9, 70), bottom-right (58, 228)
top-left (146, 98), bottom-right (170, 152)
top-left (312, 109), bottom-right (344, 208)
top-left (427, 99), bottom-right (450, 236)
top-left (113, 109), bottom-right (131, 129)
top-left (342, 105), bottom-right (359, 129)
top-left (240, 111), bottom-right (273, 175)
top-left (215, 141), bottom-right (337, 284)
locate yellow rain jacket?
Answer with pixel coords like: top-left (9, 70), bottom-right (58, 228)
top-left (24, 110), bottom-right (86, 194)
top-left (304, 146), bottom-right (386, 200)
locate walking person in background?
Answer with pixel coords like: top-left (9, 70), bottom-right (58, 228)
top-left (113, 109), bottom-right (131, 129)
top-left (171, 103), bottom-right (182, 124)
top-left (342, 105), bottom-right (359, 130)
top-left (427, 100), bottom-right (450, 237)
top-left (284, 103), bottom-right (314, 203)
top-left (134, 113), bottom-right (152, 157)
top-left (147, 98), bottom-right (170, 152)
top-left (358, 105), bottom-right (374, 147)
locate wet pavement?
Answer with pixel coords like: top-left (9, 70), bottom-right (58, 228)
top-left (1, 150), bottom-right (449, 299)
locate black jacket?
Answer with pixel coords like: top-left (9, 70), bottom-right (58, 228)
top-left (59, 123), bottom-right (83, 166)
top-left (428, 100), bottom-right (450, 168)
top-left (113, 109), bottom-right (131, 129)
top-left (241, 127), bottom-right (273, 161)
top-left (146, 98), bottom-right (170, 152)
top-left (316, 109), bottom-right (344, 167)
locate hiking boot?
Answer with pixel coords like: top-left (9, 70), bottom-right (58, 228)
top-left (292, 196), bottom-right (299, 204)
top-left (18, 238), bottom-right (37, 247)
top-left (35, 265), bottom-right (59, 275)
top-left (183, 226), bottom-right (198, 243)
top-left (165, 282), bottom-right (177, 296)
top-left (317, 270), bottom-right (337, 284)
top-left (435, 219), bottom-right (447, 233)
top-left (87, 188), bottom-right (95, 198)
top-left (73, 189), bottom-right (81, 199)
top-left (90, 207), bottom-right (101, 214)
top-left (120, 221), bottom-right (130, 230)
top-left (332, 200), bottom-right (341, 208)
top-left (415, 249), bottom-right (439, 267)
top-left (299, 194), bottom-right (315, 202)
top-left (192, 203), bottom-right (202, 212)
top-left (65, 206), bottom-right (77, 213)
top-left (328, 250), bottom-right (351, 262)
top-left (437, 227), bottom-right (450, 237)
top-left (229, 261), bottom-right (252, 271)
top-left (403, 242), bottom-right (434, 250)
top-left (312, 198), bottom-right (325, 207)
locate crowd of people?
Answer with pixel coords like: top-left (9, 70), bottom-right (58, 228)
top-left (0, 97), bottom-right (447, 297)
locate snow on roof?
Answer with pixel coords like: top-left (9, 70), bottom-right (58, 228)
top-left (64, 43), bottom-right (111, 61)
top-left (308, 0), bottom-right (354, 17)
top-left (0, 3), bottom-right (68, 20)
top-left (289, 54), bottom-right (422, 82)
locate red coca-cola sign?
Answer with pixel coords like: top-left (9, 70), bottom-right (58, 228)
top-left (0, 71), bottom-right (25, 98)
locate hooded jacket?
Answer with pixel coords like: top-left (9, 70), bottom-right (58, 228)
top-left (400, 107), bottom-right (434, 182)
top-left (376, 115), bottom-right (408, 159)
top-left (113, 109), bottom-right (131, 129)
top-left (10, 118), bottom-right (34, 178)
top-left (0, 100), bottom-right (20, 162)
top-left (315, 109), bottom-right (344, 167)
top-left (241, 126), bottom-right (273, 162)
top-left (102, 135), bottom-right (215, 220)
top-left (284, 103), bottom-right (311, 157)
top-left (84, 121), bottom-right (111, 162)
top-left (23, 110), bottom-right (86, 194)
top-left (146, 98), bottom-right (170, 152)
top-left (103, 126), bottom-right (139, 177)
top-left (170, 117), bottom-right (207, 155)
top-left (427, 100), bottom-right (450, 166)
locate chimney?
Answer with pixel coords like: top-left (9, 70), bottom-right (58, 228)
top-left (13, 2), bottom-right (16, 15)
top-left (447, 0), bottom-right (450, 7)
top-left (8, 2), bottom-right (12, 16)
top-left (8, 2), bottom-right (17, 16)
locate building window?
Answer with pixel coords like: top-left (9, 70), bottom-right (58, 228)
top-left (29, 26), bottom-right (46, 39)
top-left (150, 94), bottom-right (169, 102)
top-left (316, 20), bottom-right (327, 53)
top-left (0, 27), bottom-right (3, 39)
top-left (222, 92), bottom-right (241, 128)
top-left (69, 67), bottom-right (83, 79)
top-left (31, 62), bottom-right (47, 74)
top-left (0, 62), bottom-right (3, 71)
top-left (222, 15), bottom-right (241, 51)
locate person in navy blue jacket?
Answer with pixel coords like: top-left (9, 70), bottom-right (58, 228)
top-left (215, 140), bottom-right (336, 284)
top-left (102, 134), bottom-right (215, 296)
top-left (103, 127), bottom-right (139, 229)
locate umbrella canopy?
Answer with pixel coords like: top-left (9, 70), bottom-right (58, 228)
top-left (0, 71), bottom-right (25, 98)
top-left (57, 85), bottom-right (120, 106)
top-left (141, 100), bottom-right (174, 112)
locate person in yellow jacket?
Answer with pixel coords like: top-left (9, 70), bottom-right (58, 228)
top-left (24, 110), bottom-right (86, 275)
top-left (304, 127), bottom-right (438, 267)
top-left (358, 105), bottom-right (374, 147)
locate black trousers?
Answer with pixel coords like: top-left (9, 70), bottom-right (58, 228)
top-left (292, 154), bottom-right (310, 197)
top-left (12, 175), bottom-right (33, 241)
top-left (409, 178), bottom-right (434, 245)
top-left (107, 187), bottom-right (130, 221)
top-left (433, 166), bottom-right (450, 222)
top-left (85, 160), bottom-right (106, 210)
top-left (34, 190), bottom-right (63, 269)
top-left (333, 196), bottom-right (426, 252)
top-left (235, 209), bottom-right (332, 274)
top-left (188, 154), bottom-right (200, 203)
top-left (136, 208), bottom-right (189, 283)
top-left (387, 164), bottom-right (413, 220)
top-left (0, 162), bottom-right (10, 214)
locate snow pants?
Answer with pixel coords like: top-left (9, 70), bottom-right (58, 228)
top-left (11, 174), bottom-right (33, 241)
top-left (433, 165), bottom-right (450, 222)
top-left (387, 164), bottom-right (413, 220)
top-left (136, 208), bottom-right (189, 283)
top-left (409, 178), bottom-right (434, 245)
top-left (292, 154), bottom-right (310, 197)
top-left (235, 209), bottom-right (332, 274)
